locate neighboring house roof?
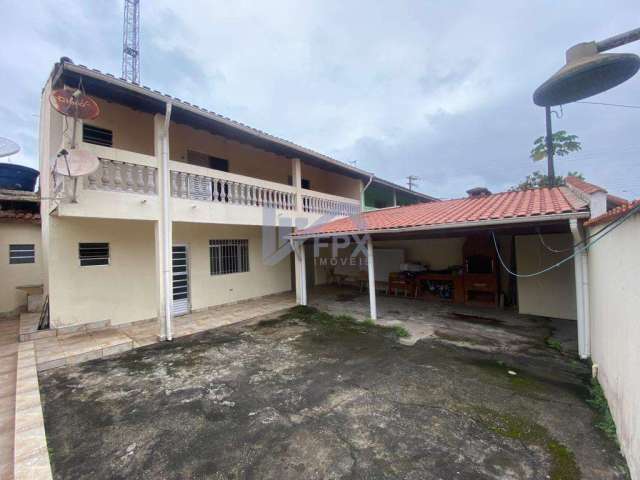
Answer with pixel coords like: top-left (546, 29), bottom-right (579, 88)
top-left (53, 59), bottom-right (433, 203)
top-left (584, 199), bottom-right (640, 227)
top-left (0, 210), bottom-right (41, 223)
top-left (293, 186), bottom-right (588, 237)
top-left (565, 176), bottom-right (629, 209)
top-left (565, 176), bottom-right (606, 195)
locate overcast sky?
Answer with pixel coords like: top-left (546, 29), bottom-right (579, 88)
top-left (2, 1), bottom-right (639, 199)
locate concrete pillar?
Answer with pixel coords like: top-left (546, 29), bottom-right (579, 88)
top-left (293, 241), bottom-right (307, 305)
top-left (154, 112), bottom-right (173, 340)
top-left (292, 157), bottom-right (303, 212)
top-left (367, 236), bottom-right (377, 320)
top-left (570, 218), bottom-right (589, 358)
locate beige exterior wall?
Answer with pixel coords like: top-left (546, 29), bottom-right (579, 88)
top-left (300, 163), bottom-right (361, 200)
top-left (0, 223), bottom-right (43, 313)
top-left (515, 234), bottom-right (576, 320)
top-left (46, 217), bottom-right (291, 327)
top-left (587, 214), bottom-right (640, 479)
top-left (85, 97), bottom-right (155, 156)
top-left (47, 217), bottom-right (158, 328)
top-left (173, 223), bottom-right (291, 310)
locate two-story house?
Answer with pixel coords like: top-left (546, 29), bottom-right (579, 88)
top-left (38, 58), bottom-right (433, 336)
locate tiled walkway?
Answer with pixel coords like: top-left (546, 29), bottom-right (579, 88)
top-left (34, 293), bottom-right (296, 371)
top-left (0, 316), bottom-right (19, 480)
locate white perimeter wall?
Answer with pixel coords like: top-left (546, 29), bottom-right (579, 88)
top-left (588, 213), bottom-right (640, 479)
top-left (47, 217), bottom-right (291, 327)
top-left (0, 223), bottom-right (43, 313)
top-left (516, 234), bottom-right (577, 320)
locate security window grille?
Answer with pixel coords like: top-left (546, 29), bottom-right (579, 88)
top-left (83, 124), bottom-right (113, 147)
top-left (79, 243), bottom-right (110, 266)
top-left (210, 240), bottom-right (249, 275)
top-left (9, 244), bottom-right (35, 264)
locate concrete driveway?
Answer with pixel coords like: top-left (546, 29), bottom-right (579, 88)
top-left (39, 290), bottom-right (628, 479)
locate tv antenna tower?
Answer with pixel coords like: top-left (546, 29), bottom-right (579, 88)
top-left (406, 175), bottom-right (419, 191)
top-left (122, 0), bottom-right (140, 83)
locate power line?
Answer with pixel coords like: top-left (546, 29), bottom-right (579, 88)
top-left (575, 101), bottom-right (640, 109)
top-left (493, 201), bottom-right (640, 278)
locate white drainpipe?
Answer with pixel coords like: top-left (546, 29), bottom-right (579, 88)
top-left (161, 102), bottom-right (173, 340)
top-left (570, 218), bottom-right (590, 358)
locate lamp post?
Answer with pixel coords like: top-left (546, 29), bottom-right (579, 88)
top-left (533, 27), bottom-right (640, 184)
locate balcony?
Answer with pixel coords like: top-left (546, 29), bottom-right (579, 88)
top-left (52, 144), bottom-right (361, 227)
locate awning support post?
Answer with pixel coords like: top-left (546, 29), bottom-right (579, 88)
top-left (367, 236), bottom-right (377, 321)
top-left (570, 218), bottom-right (590, 358)
top-left (293, 240), bottom-right (307, 306)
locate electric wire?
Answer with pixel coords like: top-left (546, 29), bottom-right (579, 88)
top-left (575, 101), bottom-right (640, 109)
top-left (493, 202), bottom-right (640, 278)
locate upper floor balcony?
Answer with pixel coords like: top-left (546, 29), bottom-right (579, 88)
top-left (52, 142), bottom-right (361, 228)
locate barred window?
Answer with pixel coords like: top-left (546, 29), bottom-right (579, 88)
top-left (9, 244), bottom-right (35, 264)
top-left (209, 239), bottom-right (249, 275)
top-left (79, 243), bottom-right (110, 266)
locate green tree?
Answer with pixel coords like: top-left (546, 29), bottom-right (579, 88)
top-left (510, 171), bottom-right (584, 192)
top-left (530, 130), bottom-right (582, 162)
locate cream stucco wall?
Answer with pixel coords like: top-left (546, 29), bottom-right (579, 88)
top-left (173, 223), bottom-right (291, 309)
top-left (587, 214), bottom-right (640, 479)
top-left (516, 234), bottom-right (576, 320)
top-left (0, 223), bottom-right (43, 313)
top-left (46, 217), bottom-right (292, 327)
top-left (47, 217), bottom-right (158, 327)
top-left (85, 97), bottom-right (155, 156)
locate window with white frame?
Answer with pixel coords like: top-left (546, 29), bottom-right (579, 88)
top-left (9, 244), bottom-right (35, 264)
top-left (79, 243), bottom-right (110, 266)
top-left (209, 239), bottom-right (249, 275)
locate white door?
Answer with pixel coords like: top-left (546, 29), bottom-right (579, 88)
top-left (172, 245), bottom-right (190, 316)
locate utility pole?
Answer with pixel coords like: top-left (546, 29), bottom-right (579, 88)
top-left (122, 0), bottom-right (141, 84)
top-left (406, 175), bottom-right (419, 191)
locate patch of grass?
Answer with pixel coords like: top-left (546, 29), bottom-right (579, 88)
top-left (545, 337), bottom-right (563, 352)
top-left (278, 306), bottom-right (411, 339)
top-left (473, 407), bottom-right (580, 480)
top-left (469, 359), bottom-right (539, 393)
top-left (586, 378), bottom-right (618, 442)
top-left (391, 326), bottom-right (410, 338)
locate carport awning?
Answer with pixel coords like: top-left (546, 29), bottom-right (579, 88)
top-left (292, 186), bottom-right (589, 239)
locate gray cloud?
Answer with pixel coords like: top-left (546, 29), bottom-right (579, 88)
top-left (1, 1), bottom-right (638, 198)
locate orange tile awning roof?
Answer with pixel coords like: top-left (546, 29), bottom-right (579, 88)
top-left (0, 210), bottom-right (41, 223)
top-left (584, 199), bottom-right (640, 227)
top-left (294, 186), bottom-right (588, 237)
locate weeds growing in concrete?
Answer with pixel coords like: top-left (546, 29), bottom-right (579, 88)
top-left (587, 378), bottom-right (618, 442)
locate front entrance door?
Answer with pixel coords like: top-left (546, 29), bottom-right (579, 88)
top-left (172, 245), bottom-right (190, 316)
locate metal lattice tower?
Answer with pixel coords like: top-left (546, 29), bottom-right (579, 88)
top-left (122, 0), bottom-right (140, 83)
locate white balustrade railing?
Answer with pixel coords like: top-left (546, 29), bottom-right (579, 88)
top-left (85, 158), bottom-right (157, 195)
top-left (170, 170), bottom-right (297, 210)
top-left (302, 193), bottom-right (360, 216)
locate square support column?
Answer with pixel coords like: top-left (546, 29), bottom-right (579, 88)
top-left (570, 218), bottom-right (590, 358)
top-left (294, 240), bottom-right (307, 306)
top-left (367, 236), bottom-right (377, 321)
top-left (292, 157), bottom-right (303, 212)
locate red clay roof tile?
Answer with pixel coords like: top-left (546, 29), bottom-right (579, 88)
top-left (295, 187), bottom-right (588, 237)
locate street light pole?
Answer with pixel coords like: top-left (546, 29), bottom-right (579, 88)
top-left (545, 106), bottom-right (555, 184)
top-left (534, 27), bottom-right (640, 186)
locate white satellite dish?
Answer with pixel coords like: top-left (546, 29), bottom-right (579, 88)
top-left (0, 137), bottom-right (20, 158)
top-left (54, 148), bottom-right (100, 177)
top-left (53, 148), bottom-right (100, 203)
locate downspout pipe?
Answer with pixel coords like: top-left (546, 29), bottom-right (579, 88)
top-left (570, 218), bottom-right (590, 358)
top-left (360, 174), bottom-right (374, 211)
top-left (162, 102), bottom-right (173, 341)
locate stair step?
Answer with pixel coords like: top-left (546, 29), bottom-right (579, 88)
top-left (19, 312), bottom-right (54, 342)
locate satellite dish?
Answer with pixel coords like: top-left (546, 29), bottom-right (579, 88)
top-left (50, 89), bottom-right (100, 120)
top-left (0, 137), bottom-right (20, 158)
top-left (54, 148), bottom-right (100, 177)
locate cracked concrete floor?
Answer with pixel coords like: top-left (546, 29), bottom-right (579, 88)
top-left (39, 293), bottom-right (628, 479)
